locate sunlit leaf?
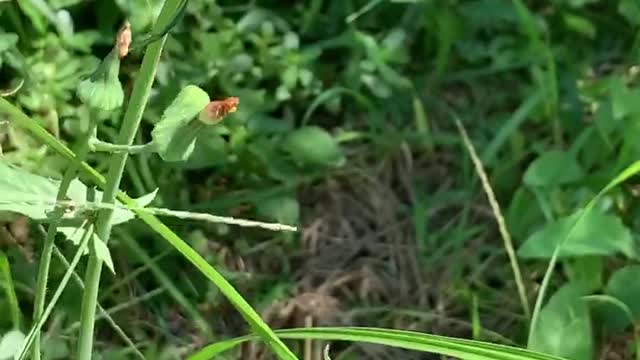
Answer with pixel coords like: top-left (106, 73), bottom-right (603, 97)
top-left (528, 284), bottom-right (593, 360)
top-left (0, 330), bottom-right (25, 360)
top-left (151, 85), bottom-right (210, 162)
top-left (518, 210), bottom-right (635, 259)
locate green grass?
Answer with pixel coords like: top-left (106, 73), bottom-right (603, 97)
top-left (2, 0), bottom-right (640, 359)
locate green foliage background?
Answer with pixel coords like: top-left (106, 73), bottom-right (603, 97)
top-left (3, 0), bottom-right (640, 359)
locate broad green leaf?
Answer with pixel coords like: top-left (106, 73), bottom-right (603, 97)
top-left (593, 265), bottom-right (640, 332)
top-left (528, 284), bottom-right (593, 360)
top-left (518, 210), bottom-right (635, 258)
top-left (564, 257), bottom-right (602, 293)
top-left (282, 126), bottom-right (345, 167)
top-left (189, 327), bottom-right (567, 360)
top-left (92, 235), bottom-right (114, 274)
top-left (256, 196), bottom-right (299, 226)
top-left (0, 162), bottom-right (65, 219)
top-left (0, 330), bottom-right (25, 360)
top-left (523, 150), bottom-right (584, 187)
top-left (607, 265), bottom-right (640, 318)
top-left (610, 78), bottom-right (640, 119)
top-left (152, 85), bottom-right (210, 161)
top-left (0, 162), bottom-right (157, 232)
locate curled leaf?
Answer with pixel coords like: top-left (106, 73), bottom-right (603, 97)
top-left (151, 85), bottom-right (211, 161)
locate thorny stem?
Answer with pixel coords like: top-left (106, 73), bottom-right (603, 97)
top-left (31, 118), bottom-right (98, 360)
top-left (75, 1), bottom-right (182, 358)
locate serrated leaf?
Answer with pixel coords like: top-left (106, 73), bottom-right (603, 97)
top-left (528, 283), bottom-right (593, 360)
top-left (92, 235), bottom-right (114, 274)
top-left (518, 210), bottom-right (635, 258)
top-left (282, 126), bottom-right (345, 167)
top-left (0, 330), bottom-right (25, 360)
top-left (0, 163), bottom-right (156, 239)
top-left (111, 188), bottom-right (158, 225)
top-left (152, 85), bottom-right (210, 162)
top-left (523, 150), bottom-right (584, 187)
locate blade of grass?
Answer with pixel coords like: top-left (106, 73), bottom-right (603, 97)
top-left (481, 90), bottom-right (543, 165)
top-left (511, 0), bottom-right (561, 147)
top-left (527, 161), bottom-right (640, 345)
top-left (16, 221), bottom-right (93, 360)
top-left (0, 250), bottom-right (22, 329)
top-left (31, 117), bottom-right (98, 360)
top-left (1, 80), bottom-right (299, 360)
top-left (116, 228), bottom-right (212, 338)
top-left (188, 327), bottom-right (568, 360)
top-left (455, 118), bottom-right (530, 319)
top-left (36, 221), bottom-right (144, 359)
top-left (50, 244), bottom-right (146, 360)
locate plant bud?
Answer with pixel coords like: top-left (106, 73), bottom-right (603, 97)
top-left (116, 21), bottom-right (132, 59)
top-left (76, 49), bottom-right (124, 111)
top-left (198, 97), bottom-right (239, 124)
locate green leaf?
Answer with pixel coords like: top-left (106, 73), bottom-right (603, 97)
top-left (518, 210), bottom-right (635, 259)
top-left (619, 0), bottom-right (640, 25)
top-left (256, 196), bottom-right (299, 226)
top-left (564, 257), bottom-right (602, 293)
top-left (0, 162), bottom-right (156, 228)
top-left (595, 265), bottom-right (640, 332)
top-left (178, 129), bottom-right (227, 170)
top-left (110, 188), bottom-right (158, 225)
top-left (151, 85), bottom-right (210, 161)
top-left (0, 252), bottom-right (21, 329)
top-left (92, 235), bottom-right (114, 274)
top-left (523, 150), bottom-right (584, 187)
top-left (528, 284), bottom-right (593, 360)
top-left (0, 34), bottom-right (19, 53)
top-left (0, 162), bottom-right (61, 220)
top-left (2, 95), bottom-right (300, 360)
top-left (282, 126), bottom-right (345, 167)
top-left (0, 330), bottom-right (25, 360)
top-left (189, 327), bottom-right (567, 360)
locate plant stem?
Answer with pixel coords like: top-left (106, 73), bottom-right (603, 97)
top-left (31, 119), bottom-right (98, 360)
top-left (17, 222), bottom-right (93, 360)
top-left (89, 138), bottom-right (157, 154)
top-left (75, 1), bottom-right (181, 358)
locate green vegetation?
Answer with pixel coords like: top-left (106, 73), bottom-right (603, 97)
top-left (1, 0), bottom-right (640, 359)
